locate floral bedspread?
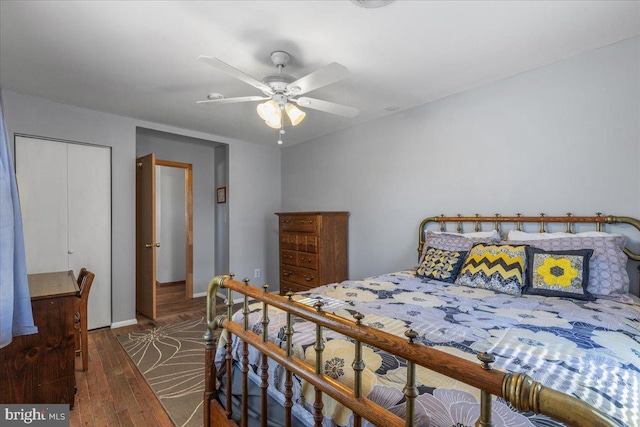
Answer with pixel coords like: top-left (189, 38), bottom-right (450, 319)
top-left (215, 270), bottom-right (640, 427)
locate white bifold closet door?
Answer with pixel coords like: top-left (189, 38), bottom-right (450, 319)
top-left (15, 136), bottom-right (111, 330)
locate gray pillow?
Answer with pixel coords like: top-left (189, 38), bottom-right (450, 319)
top-left (421, 231), bottom-right (500, 259)
top-left (506, 235), bottom-right (632, 303)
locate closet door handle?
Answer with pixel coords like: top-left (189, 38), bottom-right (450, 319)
top-left (145, 243), bottom-right (161, 248)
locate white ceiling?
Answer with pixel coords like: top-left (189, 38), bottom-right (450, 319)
top-left (1, 1), bottom-right (639, 146)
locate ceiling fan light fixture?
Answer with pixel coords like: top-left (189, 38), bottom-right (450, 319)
top-left (285, 103), bottom-right (306, 126)
top-left (257, 100), bottom-right (279, 121)
top-left (265, 115), bottom-right (282, 129)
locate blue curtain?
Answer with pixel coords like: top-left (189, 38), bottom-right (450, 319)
top-left (0, 92), bottom-right (37, 348)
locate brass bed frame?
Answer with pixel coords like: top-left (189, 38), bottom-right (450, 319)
top-left (204, 213), bottom-right (640, 427)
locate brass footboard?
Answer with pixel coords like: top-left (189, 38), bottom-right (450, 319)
top-left (204, 275), bottom-right (618, 427)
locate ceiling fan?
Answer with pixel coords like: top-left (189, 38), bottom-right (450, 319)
top-left (197, 51), bottom-right (359, 133)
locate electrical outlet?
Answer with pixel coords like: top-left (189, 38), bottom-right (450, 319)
top-left (254, 268), bottom-right (261, 278)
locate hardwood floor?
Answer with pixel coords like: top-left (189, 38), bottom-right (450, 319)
top-left (68, 282), bottom-right (215, 426)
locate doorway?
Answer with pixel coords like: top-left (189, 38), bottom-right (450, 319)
top-left (136, 154), bottom-right (193, 320)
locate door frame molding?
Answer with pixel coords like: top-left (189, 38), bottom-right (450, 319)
top-left (156, 159), bottom-right (194, 298)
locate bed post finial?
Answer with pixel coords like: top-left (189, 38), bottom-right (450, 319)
top-left (353, 312), bottom-right (364, 325)
top-left (405, 329), bottom-right (418, 344)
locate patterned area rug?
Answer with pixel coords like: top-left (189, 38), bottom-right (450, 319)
top-left (118, 317), bottom-right (207, 427)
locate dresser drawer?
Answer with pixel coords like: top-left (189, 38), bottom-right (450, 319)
top-left (281, 250), bottom-right (297, 266)
top-left (279, 215), bottom-right (318, 233)
top-left (296, 235), bottom-right (317, 253)
top-left (280, 280), bottom-right (313, 295)
top-left (280, 266), bottom-right (318, 287)
top-left (280, 233), bottom-right (297, 251)
top-left (282, 250), bottom-right (318, 269)
top-left (297, 252), bottom-right (318, 270)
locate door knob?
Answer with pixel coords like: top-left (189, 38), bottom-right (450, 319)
top-left (145, 243), bottom-right (161, 248)
top-left (68, 249), bottom-right (74, 254)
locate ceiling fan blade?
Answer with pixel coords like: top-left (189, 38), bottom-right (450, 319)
top-left (287, 63), bottom-right (349, 96)
top-left (198, 56), bottom-right (273, 94)
top-left (293, 97), bottom-right (359, 118)
top-left (197, 96), bottom-right (271, 105)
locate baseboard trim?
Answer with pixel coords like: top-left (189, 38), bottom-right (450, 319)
top-left (110, 319), bottom-right (138, 329)
top-left (192, 291), bottom-right (207, 298)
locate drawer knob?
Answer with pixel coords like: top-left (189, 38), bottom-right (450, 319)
top-left (304, 275), bottom-right (314, 282)
top-left (283, 271), bottom-right (291, 277)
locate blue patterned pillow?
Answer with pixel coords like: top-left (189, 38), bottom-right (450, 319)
top-left (416, 246), bottom-right (468, 283)
top-left (523, 247), bottom-right (594, 301)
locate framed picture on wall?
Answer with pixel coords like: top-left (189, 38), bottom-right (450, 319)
top-left (217, 186), bottom-right (227, 203)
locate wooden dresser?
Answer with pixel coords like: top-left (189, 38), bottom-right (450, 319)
top-left (0, 271), bottom-right (78, 408)
top-left (277, 212), bottom-right (349, 295)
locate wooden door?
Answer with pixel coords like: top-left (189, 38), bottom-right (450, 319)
top-left (136, 153), bottom-right (157, 319)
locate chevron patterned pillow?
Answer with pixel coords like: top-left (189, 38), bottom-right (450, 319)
top-left (455, 243), bottom-right (527, 295)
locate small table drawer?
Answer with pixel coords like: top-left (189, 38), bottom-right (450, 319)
top-left (280, 266), bottom-right (318, 287)
top-left (280, 215), bottom-right (318, 233)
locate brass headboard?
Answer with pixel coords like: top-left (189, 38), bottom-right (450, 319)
top-left (418, 213), bottom-right (640, 262)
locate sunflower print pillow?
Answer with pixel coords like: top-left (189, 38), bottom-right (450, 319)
top-left (523, 247), bottom-right (595, 300)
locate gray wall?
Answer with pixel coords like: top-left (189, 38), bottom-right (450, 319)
top-left (282, 37), bottom-right (640, 295)
top-left (3, 90), bottom-right (281, 325)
